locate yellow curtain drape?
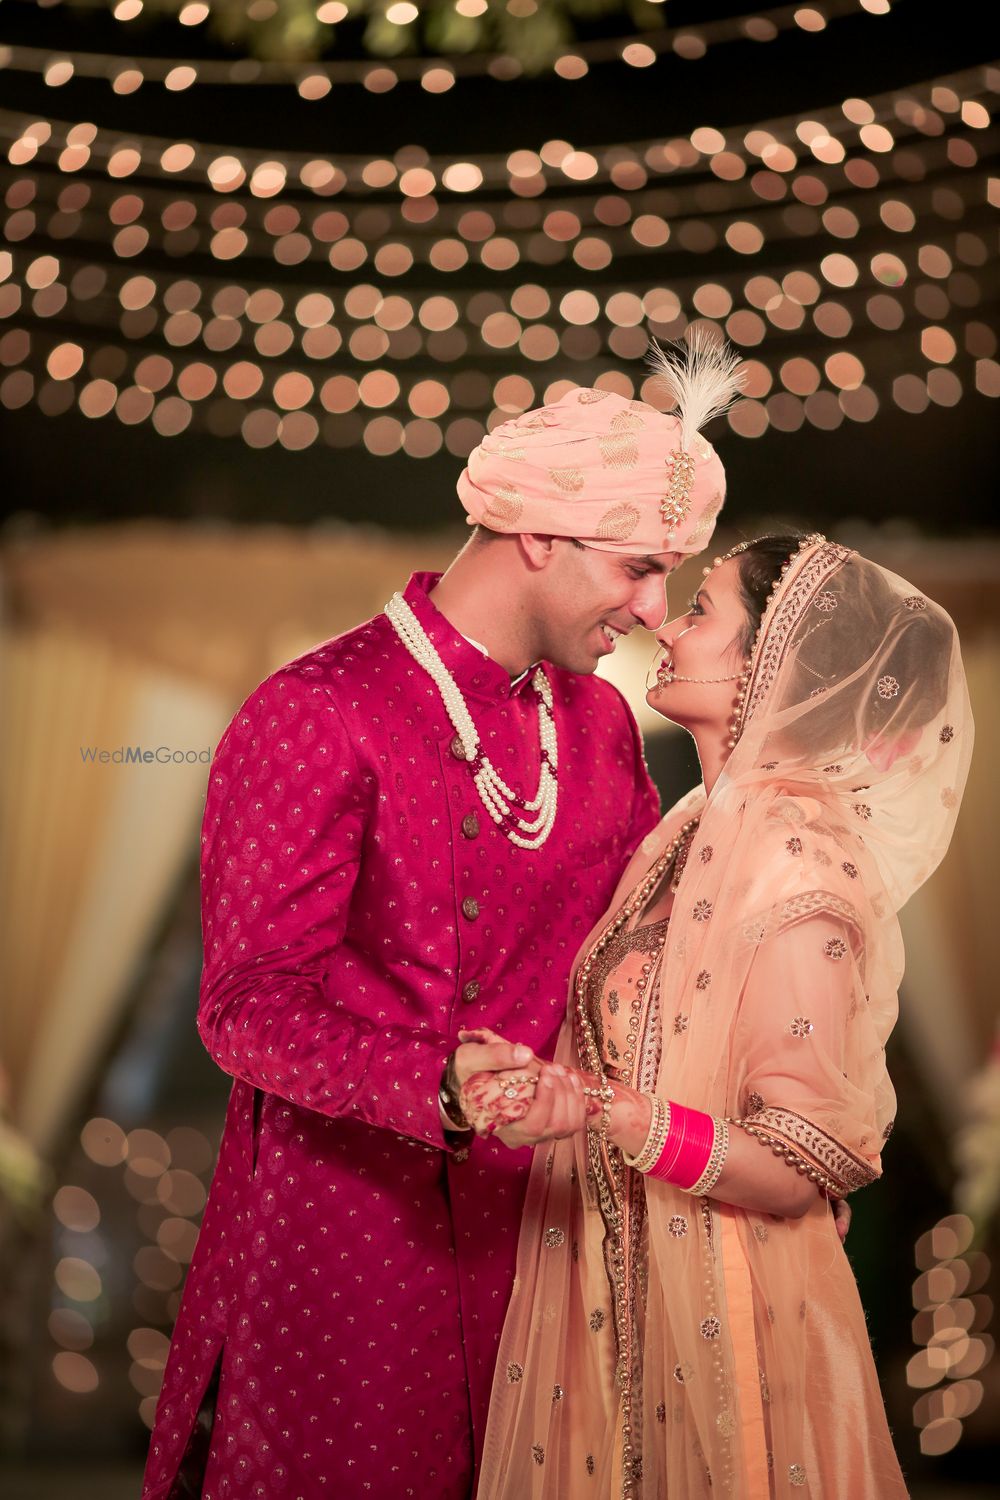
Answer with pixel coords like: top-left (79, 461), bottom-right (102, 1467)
top-left (0, 626), bottom-right (227, 1153)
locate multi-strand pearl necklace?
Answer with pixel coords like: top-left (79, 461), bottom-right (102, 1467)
top-left (384, 591), bottom-right (559, 850)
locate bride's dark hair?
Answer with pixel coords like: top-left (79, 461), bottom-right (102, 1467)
top-left (734, 534), bottom-right (806, 654)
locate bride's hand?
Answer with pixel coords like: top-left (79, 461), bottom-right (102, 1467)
top-left (459, 1067), bottom-right (541, 1136)
top-left (492, 1064), bottom-right (591, 1149)
top-left (574, 1070), bottom-right (654, 1155)
top-left (453, 1028), bottom-right (543, 1137)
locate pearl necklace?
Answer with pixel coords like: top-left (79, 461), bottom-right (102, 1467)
top-left (384, 591), bottom-right (559, 850)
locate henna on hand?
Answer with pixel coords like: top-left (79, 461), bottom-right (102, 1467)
top-left (459, 1070), bottom-right (540, 1137)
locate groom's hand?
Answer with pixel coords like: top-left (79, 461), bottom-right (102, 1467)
top-left (453, 1028), bottom-right (538, 1087)
top-left (453, 1030), bottom-right (589, 1147)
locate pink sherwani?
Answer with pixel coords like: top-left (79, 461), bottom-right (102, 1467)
top-left (143, 572), bottom-right (659, 1500)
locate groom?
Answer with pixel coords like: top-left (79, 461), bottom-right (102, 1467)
top-left (142, 384), bottom-right (734, 1500)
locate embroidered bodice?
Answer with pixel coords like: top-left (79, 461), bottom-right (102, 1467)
top-left (583, 916), bottom-right (669, 1083)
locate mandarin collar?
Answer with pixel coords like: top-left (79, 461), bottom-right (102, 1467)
top-left (401, 571), bottom-right (540, 703)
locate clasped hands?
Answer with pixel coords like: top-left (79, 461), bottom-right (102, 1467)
top-left (450, 1027), bottom-right (853, 1243)
top-left (452, 1027), bottom-right (649, 1152)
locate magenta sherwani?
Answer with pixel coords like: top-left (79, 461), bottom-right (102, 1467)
top-left (142, 572), bottom-right (659, 1500)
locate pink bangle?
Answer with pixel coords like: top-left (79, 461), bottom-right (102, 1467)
top-left (647, 1102), bottom-right (716, 1190)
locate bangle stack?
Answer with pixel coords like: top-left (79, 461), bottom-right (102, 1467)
top-left (622, 1094), bottom-right (671, 1173)
top-left (626, 1098), bottom-right (730, 1197)
top-left (688, 1117), bottom-right (730, 1196)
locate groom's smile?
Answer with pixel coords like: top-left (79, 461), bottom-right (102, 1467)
top-left (599, 621), bottom-right (632, 653)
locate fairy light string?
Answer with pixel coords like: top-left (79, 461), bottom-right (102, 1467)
top-left (0, 0), bottom-right (895, 90)
top-left (1, 51), bottom-right (995, 451)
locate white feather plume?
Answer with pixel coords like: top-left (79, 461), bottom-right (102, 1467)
top-left (646, 328), bottom-right (745, 451)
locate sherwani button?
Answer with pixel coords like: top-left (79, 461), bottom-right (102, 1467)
top-left (462, 980), bottom-right (481, 1003)
top-left (462, 897), bottom-right (480, 921)
top-left (461, 813), bottom-right (480, 839)
top-left (450, 734), bottom-right (467, 760)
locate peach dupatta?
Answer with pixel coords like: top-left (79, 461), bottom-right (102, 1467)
top-left (478, 543), bottom-right (973, 1499)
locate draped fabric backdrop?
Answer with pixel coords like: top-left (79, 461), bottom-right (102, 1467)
top-left (0, 628), bottom-right (226, 1151)
top-left (0, 522), bottom-right (996, 1159)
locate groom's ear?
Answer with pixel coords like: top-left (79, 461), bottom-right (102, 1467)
top-left (518, 533), bottom-right (566, 572)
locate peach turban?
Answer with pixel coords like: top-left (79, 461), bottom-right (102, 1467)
top-left (459, 335), bottom-right (746, 559)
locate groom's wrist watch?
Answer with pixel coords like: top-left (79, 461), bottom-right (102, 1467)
top-left (439, 1050), bottom-right (472, 1132)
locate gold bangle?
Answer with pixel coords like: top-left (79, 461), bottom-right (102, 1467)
top-left (641, 1099), bottom-right (670, 1173)
top-left (623, 1094), bottom-right (661, 1170)
top-left (685, 1116), bottom-right (729, 1196)
top-left (624, 1095), bottom-right (669, 1173)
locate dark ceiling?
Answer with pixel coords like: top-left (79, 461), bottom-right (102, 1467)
top-left (1, 0), bottom-right (996, 535)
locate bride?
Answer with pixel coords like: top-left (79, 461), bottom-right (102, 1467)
top-left (470, 530), bottom-right (972, 1497)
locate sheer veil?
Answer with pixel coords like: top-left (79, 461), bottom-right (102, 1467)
top-left (478, 540), bottom-right (973, 1499)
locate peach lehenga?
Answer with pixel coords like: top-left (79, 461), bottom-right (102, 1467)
top-left (478, 540), bottom-right (973, 1499)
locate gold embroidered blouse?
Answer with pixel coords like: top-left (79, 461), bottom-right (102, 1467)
top-left (583, 916), bottom-right (670, 1087)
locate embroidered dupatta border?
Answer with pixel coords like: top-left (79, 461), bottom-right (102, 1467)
top-left (740, 1106), bottom-right (879, 1196)
top-left (741, 541), bottom-right (854, 732)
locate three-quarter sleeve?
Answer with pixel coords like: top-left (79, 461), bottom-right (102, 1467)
top-left (728, 907), bottom-right (890, 1196)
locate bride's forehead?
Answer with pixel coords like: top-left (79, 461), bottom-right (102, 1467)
top-left (700, 556), bottom-right (744, 598)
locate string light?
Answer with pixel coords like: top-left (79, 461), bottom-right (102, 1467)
top-left (2, 62), bottom-right (992, 199)
top-left (1, 53), bottom-right (993, 457)
top-left (5, 124), bottom-right (983, 280)
top-left (3, 206), bottom-right (994, 398)
top-left (49, 1115), bottom-right (217, 1426)
top-left (3, 305), bottom-right (995, 456)
top-left (907, 1213), bottom-right (994, 1456)
top-left (0, 0), bottom-right (884, 90)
